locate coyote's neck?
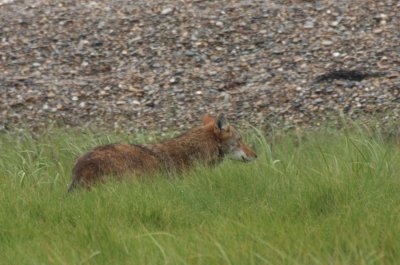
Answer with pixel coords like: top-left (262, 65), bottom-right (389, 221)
top-left (149, 124), bottom-right (223, 170)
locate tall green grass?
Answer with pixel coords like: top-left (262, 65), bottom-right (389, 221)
top-left (0, 126), bottom-right (399, 265)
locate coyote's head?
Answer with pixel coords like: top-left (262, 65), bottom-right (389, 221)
top-left (203, 113), bottom-right (257, 162)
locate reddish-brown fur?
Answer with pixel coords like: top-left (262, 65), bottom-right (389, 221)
top-left (68, 114), bottom-right (256, 192)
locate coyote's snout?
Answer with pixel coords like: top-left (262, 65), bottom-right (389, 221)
top-left (68, 113), bottom-right (256, 192)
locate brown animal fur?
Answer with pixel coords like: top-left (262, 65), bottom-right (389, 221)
top-left (68, 113), bottom-right (257, 192)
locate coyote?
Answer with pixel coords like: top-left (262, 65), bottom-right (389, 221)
top-left (68, 113), bottom-right (257, 192)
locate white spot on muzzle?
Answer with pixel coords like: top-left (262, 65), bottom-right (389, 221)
top-left (229, 149), bottom-right (255, 162)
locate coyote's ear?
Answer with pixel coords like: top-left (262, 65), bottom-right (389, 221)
top-left (202, 114), bottom-right (215, 125)
top-left (215, 113), bottom-right (229, 132)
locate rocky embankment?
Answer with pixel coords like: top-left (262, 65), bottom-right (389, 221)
top-left (0, 0), bottom-right (399, 132)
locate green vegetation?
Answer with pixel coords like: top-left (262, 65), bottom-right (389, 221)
top-left (0, 125), bottom-right (399, 265)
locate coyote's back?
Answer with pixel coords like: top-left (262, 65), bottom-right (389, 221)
top-left (68, 113), bottom-right (257, 192)
top-left (68, 143), bottom-right (162, 192)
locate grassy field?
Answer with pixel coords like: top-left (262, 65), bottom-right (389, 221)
top-left (0, 125), bottom-right (399, 265)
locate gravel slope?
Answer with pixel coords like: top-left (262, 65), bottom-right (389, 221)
top-left (1, 0), bottom-right (399, 132)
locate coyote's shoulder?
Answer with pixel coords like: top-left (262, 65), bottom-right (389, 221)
top-left (68, 113), bottom-right (256, 192)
